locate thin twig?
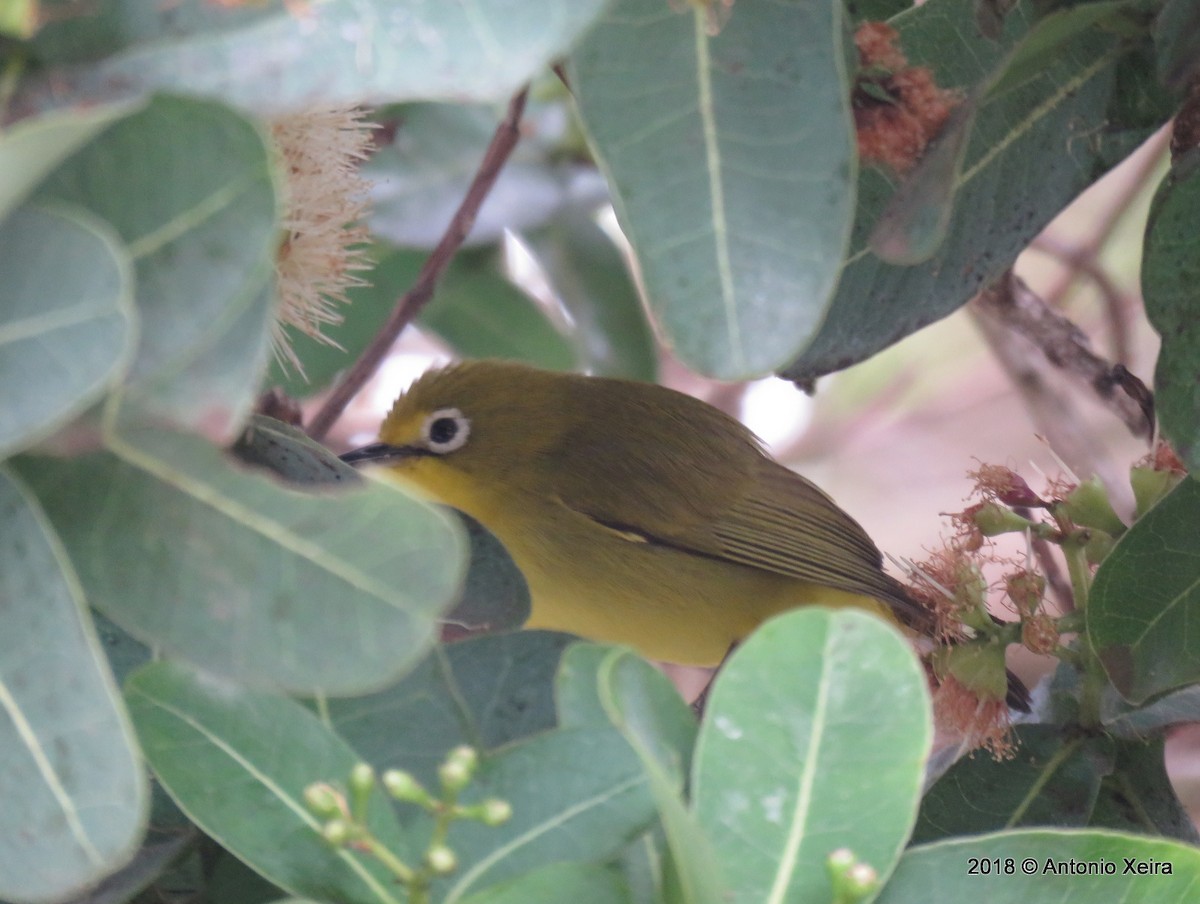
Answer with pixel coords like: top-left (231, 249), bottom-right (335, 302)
top-left (306, 86), bottom-right (530, 441)
top-left (972, 272), bottom-right (1154, 440)
top-left (1030, 235), bottom-right (1133, 365)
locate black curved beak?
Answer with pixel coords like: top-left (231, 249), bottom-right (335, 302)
top-left (339, 442), bottom-right (421, 466)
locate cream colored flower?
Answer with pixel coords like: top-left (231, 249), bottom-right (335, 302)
top-left (270, 105), bottom-right (374, 376)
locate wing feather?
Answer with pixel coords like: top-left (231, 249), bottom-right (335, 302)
top-left (548, 381), bottom-right (928, 628)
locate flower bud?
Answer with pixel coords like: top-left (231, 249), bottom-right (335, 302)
top-left (1061, 477), bottom-right (1126, 536)
top-left (426, 844), bottom-right (457, 875)
top-left (439, 746), bottom-right (478, 792)
top-left (974, 465), bottom-right (1046, 507)
top-left (846, 863), bottom-right (879, 895)
top-left (971, 501), bottom-right (1035, 537)
top-left (1130, 466), bottom-right (1183, 519)
top-left (479, 798), bottom-right (513, 826)
top-left (383, 770), bottom-right (430, 805)
top-left (1021, 613), bottom-right (1059, 656)
top-left (1084, 530), bottom-right (1115, 566)
top-left (303, 782), bottom-right (344, 820)
top-left (1004, 571), bottom-right (1045, 616)
top-left (323, 818), bottom-right (351, 846)
top-left (931, 642), bottom-right (1008, 702)
top-left (349, 763), bottom-right (375, 795)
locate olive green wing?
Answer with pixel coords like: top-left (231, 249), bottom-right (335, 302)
top-left (548, 381), bottom-right (927, 628)
top-left (709, 459), bottom-right (931, 629)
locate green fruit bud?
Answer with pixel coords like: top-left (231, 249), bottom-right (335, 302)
top-left (440, 746), bottom-right (478, 792)
top-left (323, 818), bottom-right (351, 846)
top-left (480, 798), bottom-right (513, 826)
top-left (972, 501), bottom-right (1036, 537)
top-left (426, 844), bottom-right (457, 875)
top-left (931, 642), bottom-right (1008, 702)
top-left (1062, 477), bottom-right (1126, 536)
top-left (1130, 466), bottom-right (1183, 519)
top-left (303, 782), bottom-right (344, 820)
top-left (827, 848), bottom-right (855, 870)
top-left (383, 769), bottom-right (429, 805)
top-left (349, 763), bottom-right (375, 795)
top-left (1084, 530), bottom-right (1115, 566)
top-left (846, 863), bottom-right (879, 895)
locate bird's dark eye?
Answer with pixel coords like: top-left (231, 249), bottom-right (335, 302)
top-left (422, 408), bottom-right (470, 453)
top-left (430, 418), bottom-right (457, 445)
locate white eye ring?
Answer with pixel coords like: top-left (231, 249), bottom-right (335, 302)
top-left (422, 408), bottom-right (470, 454)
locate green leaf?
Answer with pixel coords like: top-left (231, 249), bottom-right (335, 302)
top-left (784, 0), bottom-right (1171, 383)
top-left (459, 863), bottom-right (631, 904)
top-left (0, 467), bottom-right (148, 904)
top-left (569, 0), bottom-right (856, 379)
top-left (1090, 737), bottom-right (1200, 843)
top-left (878, 829), bottom-right (1200, 901)
top-left (435, 726), bottom-right (657, 904)
top-left (558, 645), bottom-right (723, 904)
top-left (34, 94), bottom-right (280, 441)
top-left (62, 832), bottom-right (194, 904)
top-left (22, 0), bottom-right (611, 113)
top-left (1102, 684), bottom-right (1200, 737)
top-left (447, 513), bottom-right (532, 633)
top-left (0, 101), bottom-right (138, 222)
top-left (913, 725), bottom-right (1114, 843)
top-left (1142, 152), bottom-right (1200, 471)
top-left (267, 245), bottom-right (576, 397)
top-left (368, 104), bottom-right (571, 250)
top-left (235, 417), bottom-right (530, 631)
top-left (328, 632), bottom-right (572, 790)
top-left (868, 99), bottom-right (978, 265)
top-left (125, 660), bottom-right (411, 904)
top-left (844, 0), bottom-right (912, 23)
top-left (14, 426), bottom-right (465, 695)
top-left (1154, 0), bottom-right (1200, 90)
top-left (0, 203), bottom-right (135, 460)
top-left (528, 209), bottom-right (659, 382)
top-left (207, 852), bottom-right (290, 904)
top-left (692, 608), bottom-right (931, 903)
top-left (233, 415), bottom-right (361, 486)
top-left (1088, 477), bottom-right (1200, 703)
top-left (418, 248), bottom-right (576, 372)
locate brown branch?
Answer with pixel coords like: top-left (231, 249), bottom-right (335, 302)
top-left (306, 85), bottom-right (530, 442)
top-left (972, 272), bottom-right (1154, 441)
top-left (1030, 235), bottom-right (1133, 365)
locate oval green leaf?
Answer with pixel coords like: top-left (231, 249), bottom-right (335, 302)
top-left (21, 1), bottom-right (611, 114)
top-left (436, 726), bottom-right (656, 904)
top-left (0, 468), bottom-right (148, 904)
top-left (569, 0), bottom-right (856, 379)
top-left (326, 631), bottom-right (572, 789)
top-left (458, 863), bottom-right (631, 904)
top-left (1087, 477), bottom-right (1200, 703)
top-left (557, 645), bottom-right (723, 904)
top-left (125, 660), bottom-right (411, 904)
top-left (784, 0), bottom-right (1172, 383)
top-left (878, 829), bottom-right (1200, 902)
top-left (914, 725), bottom-right (1113, 843)
top-left (528, 209), bottom-right (659, 382)
top-left (0, 204), bottom-right (135, 461)
top-left (0, 101), bottom-right (138, 223)
top-left (34, 94), bottom-right (280, 441)
top-left (14, 426), bottom-right (465, 695)
top-left (692, 608), bottom-right (931, 903)
top-left (1142, 152), bottom-right (1200, 471)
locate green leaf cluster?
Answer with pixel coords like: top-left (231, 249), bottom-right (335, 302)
top-left (3, 0), bottom-right (1200, 902)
